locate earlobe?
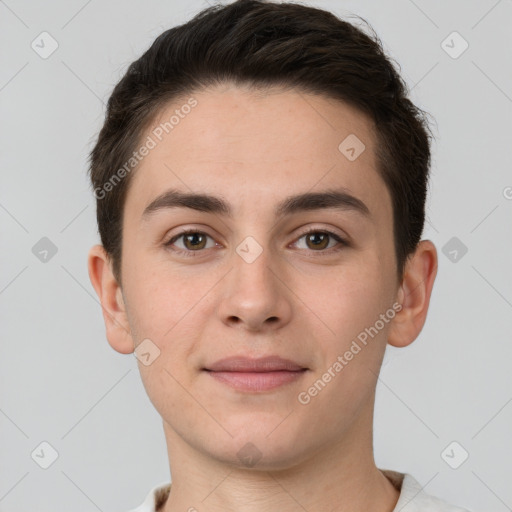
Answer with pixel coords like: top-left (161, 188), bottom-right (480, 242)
top-left (387, 240), bottom-right (438, 348)
top-left (87, 244), bottom-right (135, 354)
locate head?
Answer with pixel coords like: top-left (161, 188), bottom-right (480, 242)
top-left (88, 0), bottom-right (437, 470)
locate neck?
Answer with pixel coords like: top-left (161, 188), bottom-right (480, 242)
top-left (160, 400), bottom-right (400, 512)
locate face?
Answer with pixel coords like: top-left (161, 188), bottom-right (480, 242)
top-left (112, 84), bottom-right (402, 469)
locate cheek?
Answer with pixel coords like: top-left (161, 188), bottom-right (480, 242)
top-left (293, 264), bottom-right (394, 422)
top-left (122, 257), bottom-right (213, 396)
top-left (299, 258), bottom-right (396, 407)
top-left (123, 250), bottom-right (203, 339)
top-left (309, 259), bottom-right (393, 342)
top-left (125, 266), bottom-right (203, 417)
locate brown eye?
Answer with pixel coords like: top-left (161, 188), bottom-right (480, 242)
top-left (305, 232), bottom-right (330, 250)
top-left (294, 230), bottom-right (346, 253)
top-left (182, 232), bottom-right (207, 250)
top-left (165, 230), bottom-right (216, 255)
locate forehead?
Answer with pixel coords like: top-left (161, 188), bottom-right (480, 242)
top-left (124, 84), bottom-right (390, 221)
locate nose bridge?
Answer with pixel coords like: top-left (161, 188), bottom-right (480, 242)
top-left (217, 232), bottom-right (291, 330)
top-left (232, 233), bottom-right (277, 298)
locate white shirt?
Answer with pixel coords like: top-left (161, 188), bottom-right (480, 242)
top-left (127, 469), bottom-right (473, 512)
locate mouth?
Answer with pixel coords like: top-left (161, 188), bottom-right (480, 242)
top-left (203, 356), bottom-right (308, 392)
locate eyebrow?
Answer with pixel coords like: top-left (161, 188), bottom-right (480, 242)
top-left (141, 187), bottom-right (371, 221)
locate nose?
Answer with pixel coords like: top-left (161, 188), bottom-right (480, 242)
top-left (216, 240), bottom-right (293, 332)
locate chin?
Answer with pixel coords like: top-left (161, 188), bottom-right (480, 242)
top-left (203, 427), bottom-right (312, 472)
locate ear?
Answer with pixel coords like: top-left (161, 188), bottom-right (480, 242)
top-left (87, 244), bottom-right (135, 354)
top-left (388, 240), bottom-right (438, 348)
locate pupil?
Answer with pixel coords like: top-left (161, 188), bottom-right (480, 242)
top-left (186, 233), bottom-right (203, 248)
top-left (309, 233), bottom-right (327, 248)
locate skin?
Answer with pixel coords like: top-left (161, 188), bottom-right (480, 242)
top-left (88, 83), bottom-right (437, 512)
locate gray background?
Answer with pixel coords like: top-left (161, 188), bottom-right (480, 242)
top-left (1, 0), bottom-right (511, 510)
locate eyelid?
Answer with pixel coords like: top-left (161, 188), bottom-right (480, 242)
top-left (165, 226), bottom-right (349, 256)
top-left (165, 228), bottom-right (218, 252)
top-left (293, 226), bottom-right (347, 243)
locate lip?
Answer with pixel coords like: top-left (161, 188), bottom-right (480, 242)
top-left (205, 356), bottom-right (306, 372)
top-left (203, 356), bottom-right (308, 392)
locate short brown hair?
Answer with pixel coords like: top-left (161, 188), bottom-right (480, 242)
top-left (88, 0), bottom-right (433, 284)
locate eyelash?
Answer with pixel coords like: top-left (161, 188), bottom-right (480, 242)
top-left (164, 228), bottom-right (348, 258)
